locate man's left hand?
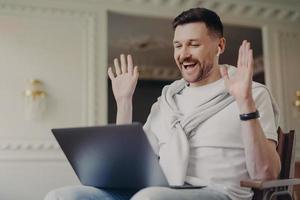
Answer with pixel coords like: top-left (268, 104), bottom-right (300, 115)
top-left (220, 40), bottom-right (256, 113)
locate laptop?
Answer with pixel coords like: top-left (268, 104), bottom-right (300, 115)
top-left (52, 122), bottom-right (204, 190)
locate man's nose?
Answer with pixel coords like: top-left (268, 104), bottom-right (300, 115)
top-left (179, 47), bottom-right (191, 61)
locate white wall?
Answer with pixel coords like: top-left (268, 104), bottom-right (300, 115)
top-left (0, 0), bottom-right (299, 199)
top-left (0, 161), bottom-right (79, 200)
top-left (0, 4), bottom-right (97, 199)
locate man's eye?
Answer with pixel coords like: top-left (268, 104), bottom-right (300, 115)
top-left (174, 45), bottom-right (182, 49)
top-left (191, 44), bottom-right (199, 47)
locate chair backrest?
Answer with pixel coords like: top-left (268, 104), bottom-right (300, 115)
top-left (276, 127), bottom-right (296, 179)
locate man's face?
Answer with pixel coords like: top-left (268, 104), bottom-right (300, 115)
top-left (173, 22), bottom-right (220, 86)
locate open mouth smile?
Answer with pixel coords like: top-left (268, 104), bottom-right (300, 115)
top-left (183, 63), bottom-right (197, 70)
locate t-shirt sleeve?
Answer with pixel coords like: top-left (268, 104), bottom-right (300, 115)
top-left (143, 101), bottom-right (160, 155)
top-left (253, 86), bottom-right (279, 144)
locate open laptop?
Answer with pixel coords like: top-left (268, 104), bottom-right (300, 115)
top-left (52, 122), bottom-right (204, 190)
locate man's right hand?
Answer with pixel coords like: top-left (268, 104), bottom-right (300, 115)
top-left (108, 54), bottom-right (139, 103)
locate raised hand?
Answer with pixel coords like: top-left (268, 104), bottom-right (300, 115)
top-left (220, 40), bottom-right (254, 106)
top-left (108, 54), bottom-right (139, 103)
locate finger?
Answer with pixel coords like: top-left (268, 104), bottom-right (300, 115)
top-left (127, 54), bottom-right (134, 75)
top-left (241, 40), bottom-right (247, 68)
top-left (247, 49), bottom-right (253, 68)
top-left (120, 54), bottom-right (127, 73)
top-left (133, 66), bottom-right (139, 80)
top-left (244, 41), bottom-right (250, 68)
top-left (107, 67), bottom-right (115, 80)
top-left (247, 49), bottom-right (254, 79)
top-left (114, 58), bottom-right (121, 75)
top-left (237, 42), bottom-right (243, 67)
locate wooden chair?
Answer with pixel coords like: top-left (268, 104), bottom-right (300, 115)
top-left (241, 128), bottom-right (300, 200)
top-left (293, 161), bottom-right (300, 199)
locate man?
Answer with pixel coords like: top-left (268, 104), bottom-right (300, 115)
top-left (45, 7), bottom-right (280, 200)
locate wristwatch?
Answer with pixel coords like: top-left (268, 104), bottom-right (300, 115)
top-left (239, 110), bottom-right (260, 121)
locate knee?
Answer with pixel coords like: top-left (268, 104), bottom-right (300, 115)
top-left (45, 186), bottom-right (166, 200)
top-left (44, 186), bottom-right (106, 200)
top-left (44, 188), bottom-right (75, 200)
top-left (131, 187), bottom-right (165, 200)
top-left (44, 190), bottom-right (60, 200)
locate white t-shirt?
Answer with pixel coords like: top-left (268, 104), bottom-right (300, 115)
top-left (143, 78), bottom-right (278, 200)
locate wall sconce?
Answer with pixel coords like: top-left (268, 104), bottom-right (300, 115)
top-left (24, 79), bottom-right (47, 120)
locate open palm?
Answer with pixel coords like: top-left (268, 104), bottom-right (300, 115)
top-left (108, 54), bottom-right (139, 102)
top-left (220, 40), bottom-right (254, 103)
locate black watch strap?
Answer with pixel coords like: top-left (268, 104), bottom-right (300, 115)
top-left (239, 110), bottom-right (260, 121)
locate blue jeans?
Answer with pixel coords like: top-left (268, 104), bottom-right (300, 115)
top-left (44, 185), bottom-right (231, 200)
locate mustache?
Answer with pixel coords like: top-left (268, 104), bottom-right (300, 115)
top-left (179, 57), bottom-right (198, 64)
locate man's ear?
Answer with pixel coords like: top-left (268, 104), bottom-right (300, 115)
top-left (217, 37), bottom-right (226, 56)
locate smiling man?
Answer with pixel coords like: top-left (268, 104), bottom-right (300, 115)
top-left (45, 7), bottom-right (280, 200)
top-left (173, 20), bottom-right (224, 87)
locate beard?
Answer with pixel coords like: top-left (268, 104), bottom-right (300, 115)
top-left (179, 59), bottom-right (214, 84)
top-left (200, 62), bottom-right (214, 80)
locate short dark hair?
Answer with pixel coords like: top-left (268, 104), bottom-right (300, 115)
top-left (172, 7), bottom-right (223, 38)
